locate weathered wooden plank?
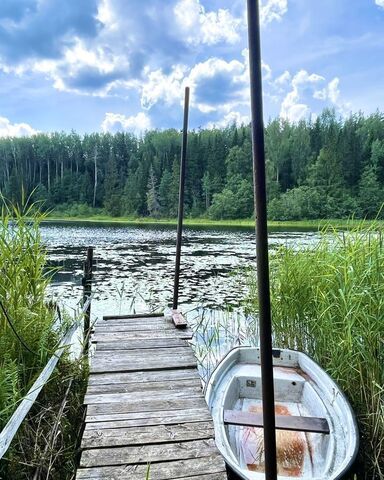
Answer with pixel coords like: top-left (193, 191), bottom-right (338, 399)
top-left (94, 346), bottom-right (193, 359)
top-left (91, 352), bottom-right (196, 366)
top-left (95, 324), bottom-right (177, 332)
top-left (84, 386), bottom-right (202, 405)
top-left (90, 354), bottom-right (196, 369)
top-left (85, 408), bottom-right (212, 429)
top-left (171, 474), bottom-right (226, 480)
top-left (87, 396), bottom-right (208, 418)
top-left (86, 393), bottom-right (205, 416)
top-left (81, 421), bottom-right (214, 448)
top-left (95, 337), bottom-right (188, 351)
top-left (171, 309), bottom-right (188, 328)
top-left (94, 346), bottom-right (192, 356)
top-left (103, 313), bottom-right (164, 320)
top-left (85, 378), bottom-right (202, 395)
top-left (76, 454), bottom-right (226, 479)
top-left (96, 320), bottom-right (175, 330)
top-left (80, 438), bottom-right (218, 467)
top-left (99, 316), bottom-right (171, 324)
top-left (76, 469), bottom-right (227, 480)
top-left (224, 410), bottom-right (330, 434)
top-left (90, 356), bottom-right (196, 374)
top-left (87, 368), bottom-right (200, 386)
top-left (92, 330), bottom-right (193, 342)
top-left (95, 324), bottom-right (175, 332)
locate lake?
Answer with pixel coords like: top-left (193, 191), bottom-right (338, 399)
top-left (43, 221), bottom-right (320, 322)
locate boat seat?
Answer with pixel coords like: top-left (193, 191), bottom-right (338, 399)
top-left (224, 410), bottom-right (330, 434)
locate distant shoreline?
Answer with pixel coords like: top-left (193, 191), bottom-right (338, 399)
top-left (43, 215), bottom-right (382, 230)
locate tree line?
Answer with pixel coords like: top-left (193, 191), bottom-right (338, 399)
top-left (0, 108), bottom-right (384, 220)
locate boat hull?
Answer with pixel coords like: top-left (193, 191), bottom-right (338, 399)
top-left (205, 347), bottom-right (358, 479)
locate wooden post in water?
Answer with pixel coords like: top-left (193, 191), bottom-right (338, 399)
top-left (82, 246), bottom-right (94, 355)
top-left (246, 0), bottom-right (277, 478)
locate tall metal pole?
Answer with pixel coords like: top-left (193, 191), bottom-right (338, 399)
top-left (246, 1), bottom-right (277, 478)
top-left (173, 86), bottom-right (190, 310)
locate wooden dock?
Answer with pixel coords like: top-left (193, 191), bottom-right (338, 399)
top-left (76, 313), bottom-right (227, 479)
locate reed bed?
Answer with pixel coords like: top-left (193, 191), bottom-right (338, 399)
top-left (0, 200), bottom-right (61, 429)
top-left (246, 224), bottom-right (383, 479)
top-left (189, 224), bottom-right (382, 478)
top-left (0, 199), bottom-right (85, 479)
top-left (188, 306), bottom-right (258, 384)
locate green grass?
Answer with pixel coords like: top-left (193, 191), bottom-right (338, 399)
top-left (45, 212), bottom-right (384, 230)
top-left (245, 224), bottom-right (384, 479)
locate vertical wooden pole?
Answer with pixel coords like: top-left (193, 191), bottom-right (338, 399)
top-left (246, 0), bottom-right (277, 478)
top-left (83, 246), bottom-right (93, 355)
top-left (172, 86), bottom-right (190, 311)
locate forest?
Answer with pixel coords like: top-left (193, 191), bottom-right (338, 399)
top-left (0, 108), bottom-right (384, 220)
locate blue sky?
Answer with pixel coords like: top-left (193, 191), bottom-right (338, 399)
top-left (0, 0), bottom-right (383, 136)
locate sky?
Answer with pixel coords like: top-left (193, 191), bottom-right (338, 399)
top-left (0, 0), bottom-right (383, 136)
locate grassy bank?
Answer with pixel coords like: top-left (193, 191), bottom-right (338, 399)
top-left (0, 202), bottom-right (87, 479)
top-left (246, 224), bottom-right (383, 478)
top-left (45, 212), bottom-right (384, 230)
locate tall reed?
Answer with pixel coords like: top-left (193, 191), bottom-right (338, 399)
top-left (0, 198), bottom-right (60, 429)
top-left (247, 224), bottom-right (383, 478)
top-left (0, 198), bottom-right (87, 479)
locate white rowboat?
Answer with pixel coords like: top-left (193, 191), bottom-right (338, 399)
top-left (205, 347), bottom-right (358, 479)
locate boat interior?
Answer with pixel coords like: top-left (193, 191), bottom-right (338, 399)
top-left (222, 363), bottom-right (334, 478)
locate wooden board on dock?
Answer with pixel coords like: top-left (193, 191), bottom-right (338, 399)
top-left (76, 314), bottom-right (227, 480)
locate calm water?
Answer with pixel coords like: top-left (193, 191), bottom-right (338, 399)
top-left (42, 222), bottom-right (320, 323)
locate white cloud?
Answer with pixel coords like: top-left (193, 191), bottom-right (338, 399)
top-left (97, 0), bottom-right (116, 26)
top-left (189, 57), bottom-right (249, 113)
top-left (188, 57), bottom-right (244, 83)
top-left (375, 0), bottom-right (384, 8)
top-left (24, 0), bottom-right (245, 98)
top-left (138, 56), bottom-right (250, 114)
top-left (260, 0), bottom-right (288, 26)
top-left (327, 78), bottom-right (340, 104)
top-left (0, 116), bottom-right (37, 137)
top-left (274, 70), bottom-right (291, 86)
top-left (141, 65), bottom-right (188, 110)
top-left (0, 0), bottom-right (288, 109)
top-left (101, 112), bottom-right (152, 135)
top-left (280, 70), bottom-right (325, 122)
top-left (206, 111), bottom-right (250, 129)
top-left (137, 52), bottom-right (277, 125)
top-left (174, 0), bottom-right (242, 45)
top-left (314, 77), bottom-right (340, 103)
top-left (280, 70), bottom-right (350, 122)
top-left (33, 38), bottom-right (128, 96)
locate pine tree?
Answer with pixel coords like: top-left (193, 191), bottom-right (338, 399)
top-left (358, 165), bottom-right (383, 218)
top-left (158, 170), bottom-right (173, 217)
top-left (146, 165), bottom-right (160, 217)
top-left (104, 149), bottom-right (121, 216)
